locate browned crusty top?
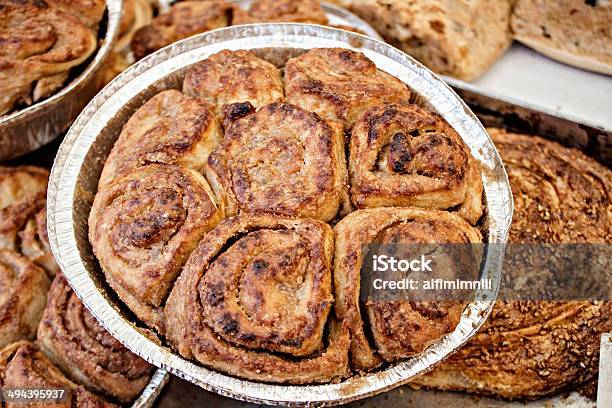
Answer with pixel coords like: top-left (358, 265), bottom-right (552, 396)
top-left (285, 48), bottom-right (412, 129)
top-left (232, 0), bottom-right (328, 25)
top-left (206, 102), bottom-right (348, 222)
top-left (183, 49), bottom-right (284, 118)
top-left (37, 274), bottom-right (153, 403)
top-left (98, 89), bottom-right (222, 186)
top-left (349, 103), bottom-right (483, 224)
top-left (130, 1), bottom-right (235, 60)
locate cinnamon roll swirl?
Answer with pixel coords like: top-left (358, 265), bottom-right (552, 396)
top-left (0, 342), bottom-right (117, 407)
top-left (414, 129), bottom-right (611, 399)
top-left (19, 206), bottom-right (59, 277)
top-left (115, 0), bottom-right (153, 52)
top-left (182, 50), bottom-right (284, 118)
top-left (0, 0), bottom-right (98, 114)
top-left (131, 1), bottom-right (235, 61)
top-left (232, 0), bottom-right (328, 25)
top-left (99, 90), bottom-right (222, 186)
top-left (206, 102), bottom-right (348, 222)
top-left (89, 164), bottom-right (224, 332)
top-left (285, 48), bottom-right (412, 130)
top-left (349, 103), bottom-right (483, 224)
top-left (45, 0), bottom-right (106, 30)
top-left (334, 207), bottom-right (482, 370)
top-left (37, 274), bottom-right (153, 403)
top-left (165, 214), bottom-right (350, 384)
top-left (0, 250), bottom-right (50, 349)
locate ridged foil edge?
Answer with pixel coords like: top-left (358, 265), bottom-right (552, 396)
top-left (48, 24), bottom-right (513, 406)
top-left (0, 0), bottom-right (122, 160)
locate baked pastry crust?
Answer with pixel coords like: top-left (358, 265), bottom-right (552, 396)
top-left (334, 207), bottom-right (481, 370)
top-left (131, 1), bottom-right (235, 60)
top-left (207, 102), bottom-right (348, 222)
top-left (285, 48), bottom-right (412, 130)
top-left (232, 0), bottom-right (328, 25)
top-left (37, 274), bottom-right (153, 403)
top-left (165, 214), bottom-right (350, 384)
top-left (0, 341), bottom-right (117, 407)
top-left (183, 50), bottom-right (284, 118)
top-left (414, 129), bottom-right (612, 399)
top-left (0, 250), bottom-right (50, 349)
top-left (89, 164), bottom-right (224, 332)
top-left (0, 0), bottom-right (99, 114)
top-left (19, 206), bottom-right (59, 277)
top-left (349, 103), bottom-right (483, 224)
top-left (511, 0), bottom-right (612, 76)
top-left (99, 90), bottom-right (222, 186)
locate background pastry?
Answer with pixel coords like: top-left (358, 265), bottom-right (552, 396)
top-left (131, 1), bottom-right (235, 60)
top-left (334, 207), bottom-right (482, 371)
top-left (0, 250), bottom-right (50, 349)
top-left (348, 103), bottom-right (483, 224)
top-left (511, 0), bottom-right (612, 76)
top-left (285, 48), bottom-right (412, 131)
top-left (98, 90), bottom-right (222, 186)
top-left (413, 129), bottom-right (611, 399)
top-left (328, 0), bottom-right (513, 80)
top-left (206, 102), bottom-right (347, 222)
top-left (232, 0), bottom-right (328, 25)
top-left (37, 274), bottom-right (153, 403)
top-left (0, 341), bottom-right (117, 407)
top-left (0, 0), bottom-right (100, 114)
top-left (165, 214), bottom-right (350, 384)
top-left (89, 164), bottom-right (224, 332)
top-left (19, 206), bottom-right (60, 277)
top-left (183, 50), bottom-right (284, 118)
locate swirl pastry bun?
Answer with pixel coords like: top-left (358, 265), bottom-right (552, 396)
top-left (414, 129), bottom-right (611, 399)
top-left (131, 1), bottom-right (235, 61)
top-left (285, 48), bottom-right (412, 130)
top-left (207, 102), bottom-right (348, 222)
top-left (166, 214), bottom-right (350, 384)
top-left (0, 250), bottom-right (50, 349)
top-left (37, 274), bottom-right (153, 403)
top-left (349, 103), bottom-right (483, 224)
top-left (334, 207), bottom-right (482, 370)
top-left (99, 90), bottom-right (222, 186)
top-left (232, 0), bottom-right (328, 25)
top-left (183, 50), bottom-right (284, 118)
top-left (89, 164), bottom-right (224, 332)
top-left (0, 0), bottom-right (99, 114)
top-left (0, 341), bottom-right (117, 407)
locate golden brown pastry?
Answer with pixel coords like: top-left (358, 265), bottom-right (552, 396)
top-left (115, 0), bottom-right (154, 52)
top-left (0, 0), bottom-right (99, 114)
top-left (131, 1), bottom-right (235, 61)
top-left (98, 90), bottom-right (222, 186)
top-left (37, 274), bottom-right (153, 403)
top-left (182, 49), bottom-right (284, 118)
top-left (332, 0), bottom-right (513, 80)
top-left (0, 250), bottom-right (50, 349)
top-left (334, 207), bottom-right (482, 371)
top-left (0, 341), bottom-right (117, 407)
top-left (89, 164), bottom-right (224, 332)
top-left (413, 129), bottom-right (612, 399)
top-left (45, 0), bottom-right (105, 30)
top-left (206, 102), bottom-right (348, 222)
top-left (165, 214), bottom-right (350, 384)
top-left (232, 0), bottom-right (328, 25)
top-left (19, 206), bottom-right (60, 277)
top-left (285, 48), bottom-right (412, 130)
top-left (348, 103), bottom-right (483, 224)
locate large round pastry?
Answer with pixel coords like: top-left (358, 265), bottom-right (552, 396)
top-left (413, 128), bottom-right (611, 399)
top-left (90, 48), bottom-right (485, 384)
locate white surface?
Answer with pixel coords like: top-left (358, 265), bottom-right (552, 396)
top-left (473, 44), bottom-right (612, 129)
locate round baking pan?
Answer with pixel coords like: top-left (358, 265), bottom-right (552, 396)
top-left (0, 0), bottom-right (122, 161)
top-left (47, 24), bottom-right (513, 406)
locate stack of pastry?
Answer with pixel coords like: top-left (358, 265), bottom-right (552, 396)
top-left (0, 0), bottom-right (106, 115)
top-left (0, 165), bottom-right (153, 406)
top-left (413, 129), bottom-right (611, 399)
top-left (90, 47), bottom-right (485, 383)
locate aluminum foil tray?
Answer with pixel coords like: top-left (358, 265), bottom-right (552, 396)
top-left (47, 24), bottom-right (513, 406)
top-left (0, 0), bottom-right (122, 161)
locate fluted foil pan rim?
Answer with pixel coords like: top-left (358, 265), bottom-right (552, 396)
top-left (0, 0), bottom-right (122, 160)
top-left (47, 24), bottom-right (513, 406)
